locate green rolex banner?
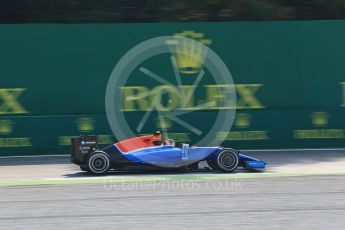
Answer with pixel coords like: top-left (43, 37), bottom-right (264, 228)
top-left (0, 20), bottom-right (345, 156)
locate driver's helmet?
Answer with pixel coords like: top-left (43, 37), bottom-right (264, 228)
top-left (164, 139), bottom-right (175, 147)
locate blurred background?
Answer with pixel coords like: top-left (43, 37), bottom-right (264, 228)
top-left (1, 3), bottom-right (345, 230)
top-left (1, 0), bottom-right (345, 23)
top-left (1, 0), bottom-right (345, 156)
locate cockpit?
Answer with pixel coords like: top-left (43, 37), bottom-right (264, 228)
top-left (115, 131), bottom-right (175, 153)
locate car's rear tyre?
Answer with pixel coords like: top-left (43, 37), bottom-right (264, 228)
top-left (86, 151), bottom-right (110, 175)
top-left (216, 149), bottom-right (239, 173)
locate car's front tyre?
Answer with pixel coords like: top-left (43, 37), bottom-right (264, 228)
top-left (216, 149), bottom-right (239, 173)
top-left (86, 151), bottom-right (110, 175)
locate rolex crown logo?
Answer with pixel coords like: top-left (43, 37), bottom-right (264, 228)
top-left (234, 114), bottom-right (251, 128)
top-left (166, 31), bottom-right (212, 74)
top-left (310, 112), bottom-right (329, 127)
top-left (77, 117), bottom-right (95, 132)
top-left (0, 120), bottom-right (14, 135)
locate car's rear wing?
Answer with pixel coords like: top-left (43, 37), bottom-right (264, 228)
top-left (71, 135), bottom-right (98, 165)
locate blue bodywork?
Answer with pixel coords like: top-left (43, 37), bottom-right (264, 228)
top-left (238, 153), bottom-right (266, 170)
top-left (114, 145), bottom-right (266, 171)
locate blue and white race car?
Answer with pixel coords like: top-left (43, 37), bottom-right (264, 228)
top-left (71, 132), bottom-right (266, 175)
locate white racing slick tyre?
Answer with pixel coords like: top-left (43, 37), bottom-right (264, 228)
top-left (86, 151), bottom-right (110, 175)
top-left (216, 149), bottom-right (239, 173)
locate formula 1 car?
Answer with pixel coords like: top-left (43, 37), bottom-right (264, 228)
top-left (71, 132), bottom-right (266, 175)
